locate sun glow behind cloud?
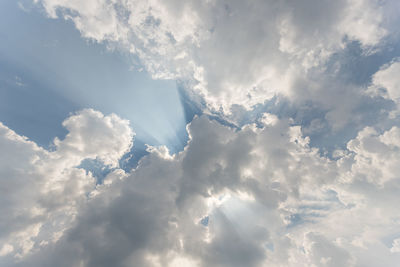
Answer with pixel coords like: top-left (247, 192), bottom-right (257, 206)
top-left (2, 0), bottom-right (400, 266)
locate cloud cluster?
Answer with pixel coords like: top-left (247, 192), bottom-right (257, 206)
top-left (2, 0), bottom-right (400, 266)
top-left (1, 109), bottom-right (400, 266)
top-left (35, 0), bottom-right (392, 112)
top-left (0, 109), bottom-right (133, 262)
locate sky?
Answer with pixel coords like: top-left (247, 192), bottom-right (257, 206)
top-left (1, 0), bottom-right (400, 266)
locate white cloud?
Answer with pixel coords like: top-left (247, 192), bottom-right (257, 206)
top-left (0, 109), bottom-right (133, 260)
top-left (367, 58), bottom-right (400, 120)
top-left (0, 112), bottom-right (398, 266)
top-left (3, 0), bottom-right (400, 266)
top-left (54, 109), bottom-right (134, 167)
top-left (369, 59), bottom-right (400, 103)
top-left (34, 0), bottom-right (390, 113)
top-left (344, 126), bottom-right (400, 185)
top-left (339, 0), bottom-right (387, 47)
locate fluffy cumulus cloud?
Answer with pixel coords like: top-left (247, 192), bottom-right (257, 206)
top-left (1, 110), bottom-right (400, 266)
top-left (0, 109), bottom-right (133, 263)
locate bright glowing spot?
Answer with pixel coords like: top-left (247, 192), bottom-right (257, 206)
top-left (169, 255), bottom-right (199, 267)
top-left (206, 190), bottom-right (232, 210)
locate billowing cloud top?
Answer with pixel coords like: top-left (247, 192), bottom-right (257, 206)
top-left (2, 0), bottom-right (400, 266)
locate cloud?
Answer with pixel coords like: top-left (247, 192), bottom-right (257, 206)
top-left (0, 111), bottom-right (398, 266)
top-left (34, 0), bottom-right (391, 113)
top-left (369, 59), bottom-right (400, 104)
top-left (391, 238), bottom-right (400, 253)
top-left (54, 109), bottom-right (134, 167)
top-left (3, 1), bottom-right (400, 266)
top-left (0, 109), bottom-right (133, 261)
